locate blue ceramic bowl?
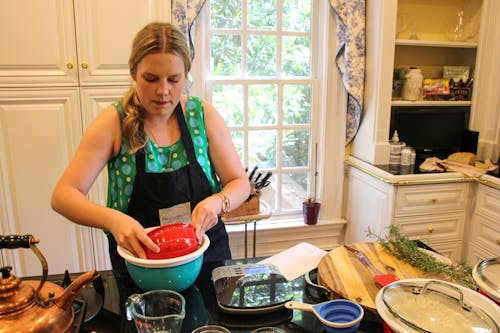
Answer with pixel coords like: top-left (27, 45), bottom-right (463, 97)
top-left (117, 231), bottom-right (210, 292)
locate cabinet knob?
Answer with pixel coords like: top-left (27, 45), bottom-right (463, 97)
top-left (431, 198), bottom-right (437, 204)
top-left (66, 62), bottom-right (74, 69)
top-left (81, 62), bottom-right (88, 69)
top-left (427, 227), bottom-right (434, 233)
top-left (497, 239), bottom-right (500, 246)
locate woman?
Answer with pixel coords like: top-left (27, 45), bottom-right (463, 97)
top-left (51, 22), bottom-right (251, 270)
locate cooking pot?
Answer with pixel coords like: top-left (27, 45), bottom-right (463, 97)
top-left (0, 234), bottom-right (97, 333)
top-left (472, 257), bottom-right (500, 305)
top-left (375, 278), bottom-right (500, 333)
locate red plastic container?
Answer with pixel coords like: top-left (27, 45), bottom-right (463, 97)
top-left (144, 223), bottom-right (199, 259)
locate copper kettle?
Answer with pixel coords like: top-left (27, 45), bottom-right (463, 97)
top-left (0, 234), bottom-right (98, 333)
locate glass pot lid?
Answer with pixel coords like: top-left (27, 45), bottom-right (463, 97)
top-left (381, 280), bottom-right (499, 333)
top-left (474, 258), bottom-right (500, 298)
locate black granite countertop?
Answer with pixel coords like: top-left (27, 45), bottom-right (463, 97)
top-left (44, 258), bottom-right (384, 333)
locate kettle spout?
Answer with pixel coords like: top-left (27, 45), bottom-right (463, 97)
top-left (55, 270), bottom-right (98, 310)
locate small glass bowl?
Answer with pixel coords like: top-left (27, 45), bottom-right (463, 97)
top-left (191, 325), bottom-right (231, 333)
top-left (251, 327), bottom-right (286, 333)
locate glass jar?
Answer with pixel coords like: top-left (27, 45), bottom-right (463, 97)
top-left (402, 68), bottom-right (423, 101)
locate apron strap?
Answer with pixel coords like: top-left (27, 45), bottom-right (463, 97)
top-left (174, 102), bottom-right (198, 165)
top-left (135, 102), bottom-right (196, 172)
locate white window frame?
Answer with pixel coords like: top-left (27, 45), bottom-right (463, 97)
top-left (190, 1), bottom-right (346, 230)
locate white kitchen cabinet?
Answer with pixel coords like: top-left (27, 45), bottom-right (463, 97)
top-left (0, 0), bottom-right (78, 87)
top-left (0, 0), bottom-right (171, 276)
top-left (466, 183), bottom-right (500, 265)
top-left (78, 86), bottom-right (130, 272)
top-left (0, 0), bottom-right (170, 88)
top-left (344, 157), bottom-right (470, 263)
top-left (0, 88), bottom-right (128, 276)
top-left (393, 0), bottom-right (481, 87)
top-left (74, 0), bottom-right (170, 86)
top-left (343, 165), bottom-right (395, 244)
top-left (393, 183), bottom-right (468, 262)
top-left (0, 88), bottom-right (87, 276)
top-left (352, 0), bottom-right (499, 165)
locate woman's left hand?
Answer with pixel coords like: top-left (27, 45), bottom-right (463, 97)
top-left (191, 194), bottom-right (222, 243)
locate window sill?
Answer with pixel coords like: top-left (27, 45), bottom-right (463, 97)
top-left (226, 217), bottom-right (347, 259)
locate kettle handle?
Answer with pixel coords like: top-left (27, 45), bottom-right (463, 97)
top-left (0, 234), bottom-right (49, 304)
top-left (0, 234), bottom-right (34, 249)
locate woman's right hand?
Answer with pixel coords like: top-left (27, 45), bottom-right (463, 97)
top-left (108, 214), bottom-right (160, 259)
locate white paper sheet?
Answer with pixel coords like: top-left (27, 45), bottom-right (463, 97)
top-left (258, 242), bottom-right (327, 281)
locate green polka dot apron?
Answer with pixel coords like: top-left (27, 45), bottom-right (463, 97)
top-left (107, 102), bottom-right (231, 275)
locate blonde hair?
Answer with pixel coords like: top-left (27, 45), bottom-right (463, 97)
top-left (121, 22), bottom-right (191, 152)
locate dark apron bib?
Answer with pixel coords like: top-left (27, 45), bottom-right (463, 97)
top-left (107, 103), bottom-right (231, 277)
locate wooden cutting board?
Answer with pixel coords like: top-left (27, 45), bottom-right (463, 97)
top-left (317, 242), bottom-right (442, 317)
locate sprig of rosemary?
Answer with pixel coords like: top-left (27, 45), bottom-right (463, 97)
top-left (367, 225), bottom-right (475, 289)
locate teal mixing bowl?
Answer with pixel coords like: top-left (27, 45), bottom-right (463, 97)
top-left (117, 230), bottom-right (210, 292)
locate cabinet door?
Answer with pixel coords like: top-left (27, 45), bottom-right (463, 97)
top-left (0, 88), bottom-right (91, 276)
top-left (74, 0), bottom-right (171, 86)
top-left (0, 0), bottom-right (78, 87)
top-left (79, 86), bottom-right (129, 271)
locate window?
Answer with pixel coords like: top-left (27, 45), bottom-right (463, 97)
top-left (196, 0), bottom-right (326, 218)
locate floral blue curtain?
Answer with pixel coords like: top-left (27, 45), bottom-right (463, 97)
top-left (171, 0), bottom-right (207, 61)
top-left (329, 0), bottom-right (366, 145)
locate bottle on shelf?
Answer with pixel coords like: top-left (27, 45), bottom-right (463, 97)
top-left (389, 130), bottom-right (405, 173)
top-left (401, 67), bottom-right (423, 101)
top-left (400, 146), bottom-right (416, 174)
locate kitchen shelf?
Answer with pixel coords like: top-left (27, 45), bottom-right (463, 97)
top-left (395, 39), bottom-right (478, 49)
top-left (391, 100), bottom-right (472, 107)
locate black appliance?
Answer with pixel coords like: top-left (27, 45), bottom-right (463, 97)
top-left (390, 106), bottom-right (479, 163)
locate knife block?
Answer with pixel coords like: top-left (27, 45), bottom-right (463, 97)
top-left (222, 191), bottom-right (261, 218)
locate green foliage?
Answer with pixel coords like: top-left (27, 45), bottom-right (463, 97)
top-left (248, 84), bottom-right (277, 125)
top-left (283, 84), bottom-right (311, 124)
top-left (248, 0), bottom-right (277, 30)
top-left (211, 35), bottom-right (241, 76)
top-left (210, 0), bottom-right (242, 29)
top-left (283, 0), bottom-right (311, 31)
top-left (283, 129), bottom-right (310, 167)
top-left (282, 36), bottom-right (310, 76)
top-left (248, 35), bottom-right (277, 76)
top-left (210, 0), bottom-right (313, 192)
top-left (367, 225), bottom-right (475, 289)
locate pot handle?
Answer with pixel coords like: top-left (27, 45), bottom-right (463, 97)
top-left (0, 234), bottom-right (48, 304)
top-left (413, 280), bottom-right (471, 311)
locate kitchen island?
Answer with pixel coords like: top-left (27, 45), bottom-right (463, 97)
top-left (46, 257), bottom-right (384, 333)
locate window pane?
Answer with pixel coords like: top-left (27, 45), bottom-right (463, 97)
top-left (248, 84), bottom-right (277, 126)
top-left (207, 0), bottom-right (316, 216)
top-left (213, 84), bottom-right (243, 126)
top-left (248, 0), bottom-right (277, 30)
top-left (281, 172), bottom-right (308, 210)
top-left (283, 0), bottom-right (311, 32)
top-left (259, 177), bottom-right (276, 210)
top-left (282, 36), bottom-right (310, 77)
top-left (211, 35), bottom-right (241, 76)
top-left (249, 130), bottom-right (276, 168)
top-left (283, 84), bottom-right (311, 124)
top-left (210, 0), bottom-right (242, 29)
top-left (248, 35), bottom-right (276, 76)
top-left (282, 129), bottom-right (310, 168)
top-left (230, 130), bottom-right (244, 160)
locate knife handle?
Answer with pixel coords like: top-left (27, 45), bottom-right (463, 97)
top-left (344, 245), bottom-right (382, 275)
top-left (355, 252), bottom-right (382, 275)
